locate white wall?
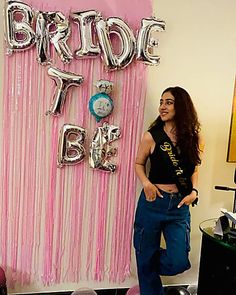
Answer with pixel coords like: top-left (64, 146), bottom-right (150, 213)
top-left (1, 0), bottom-right (236, 292)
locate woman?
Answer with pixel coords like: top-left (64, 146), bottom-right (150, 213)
top-left (133, 86), bottom-right (203, 295)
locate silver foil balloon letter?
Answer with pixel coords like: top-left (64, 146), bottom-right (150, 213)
top-left (47, 67), bottom-right (84, 116)
top-left (48, 12), bottom-right (73, 63)
top-left (95, 18), bottom-right (117, 70)
top-left (89, 122), bottom-right (121, 172)
top-left (4, 0), bottom-right (36, 54)
top-left (96, 17), bottom-right (136, 70)
top-left (71, 10), bottom-right (101, 58)
top-left (36, 11), bottom-right (73, 64)
top-left (58, 124), bottom-right (86, 167)
top-left (136, 17), bottom-right (165, 65)
top-left (36, 12), bottom-right (51, 65)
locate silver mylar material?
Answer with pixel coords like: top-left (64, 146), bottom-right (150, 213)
top-left (95, 80), bottom-right (113, 94)
top-left (47, 67), bottom-right (84, 116)
top-left (71, 10), bottom-right (101, 58)
top-left (107, 17), bottom-right (136, 69)
top-left (136, 17), bottom-right (166, 65)
top-left (46, 11), bottom-right (73, 64)
top-left (35, 12), bottom-right (51, 65)
top-left (58, 124), bottom-right (86, 167)
top-left (89, 122), bottom-right (121, 173)
top-left (4, 0), bottom-right (36, 54)
top-left (96, 18), bottom-right (117, 70)
top-left (96, 17), bottom-right (136, 71)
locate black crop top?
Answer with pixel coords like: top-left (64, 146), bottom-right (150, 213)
top-left (148, 125), bottom-right (195, 184)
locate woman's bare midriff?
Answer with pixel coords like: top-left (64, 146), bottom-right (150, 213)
top-left (155, 183), bottom-right (178, 193)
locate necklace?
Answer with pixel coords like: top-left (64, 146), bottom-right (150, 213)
top-left (164, 125), bottom-right (177, 145)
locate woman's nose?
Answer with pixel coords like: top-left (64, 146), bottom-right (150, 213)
top-left (160, 103), bottom-right (166, 110)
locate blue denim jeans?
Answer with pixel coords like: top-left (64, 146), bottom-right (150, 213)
top-left (133, 189), bottom-right (191, 295)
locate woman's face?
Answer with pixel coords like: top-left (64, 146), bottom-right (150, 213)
top-left (159, 91), bottom-right (175, 122)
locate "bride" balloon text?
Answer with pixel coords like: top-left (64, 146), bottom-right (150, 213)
top-left (5, 1), bottom-right (166, 70)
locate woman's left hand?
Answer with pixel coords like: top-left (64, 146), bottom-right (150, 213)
top-left (177, 191), bottom-right (198, 208)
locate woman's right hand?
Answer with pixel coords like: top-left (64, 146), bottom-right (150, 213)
top-left (143, 181), bottom-right (163, 202)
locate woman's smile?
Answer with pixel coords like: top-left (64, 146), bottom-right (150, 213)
top-left (159, 91), bottom-right (175, 122)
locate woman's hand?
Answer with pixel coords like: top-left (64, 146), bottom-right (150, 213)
top-left (177, 191), bottom-right (198, 208)
top-left (143, 181), bottom-right (163, 202)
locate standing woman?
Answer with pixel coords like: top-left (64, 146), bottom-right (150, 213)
top-left (133, 86), bottom-right (203, 295)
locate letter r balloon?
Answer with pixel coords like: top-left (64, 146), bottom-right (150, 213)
top-left (35, 11), bottom-right (73, 64)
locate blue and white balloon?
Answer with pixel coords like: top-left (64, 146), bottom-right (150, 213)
top-left (89, 93), bottom-right (114, 122)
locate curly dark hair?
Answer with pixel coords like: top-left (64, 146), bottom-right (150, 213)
top-left (149, 86), bottom-right (201, 166)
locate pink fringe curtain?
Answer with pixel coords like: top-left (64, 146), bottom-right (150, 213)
top-left (0, 0), bottom-right (151, 288)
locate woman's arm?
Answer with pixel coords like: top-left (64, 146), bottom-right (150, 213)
top-left (135, 132), bottom-right (163, 201)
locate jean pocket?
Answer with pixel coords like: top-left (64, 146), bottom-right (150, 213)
top-left (133, 225), bottom-right (144, 253)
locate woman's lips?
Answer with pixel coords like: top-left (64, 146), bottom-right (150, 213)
top-left (160, 112), bottom-right (168, 116)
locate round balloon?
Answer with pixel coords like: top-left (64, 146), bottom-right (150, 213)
top-left (89, 93), bottom-right (113, 122)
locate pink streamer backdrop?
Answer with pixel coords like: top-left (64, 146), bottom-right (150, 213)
top-left (0, 0), bottom-right (152, 289)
